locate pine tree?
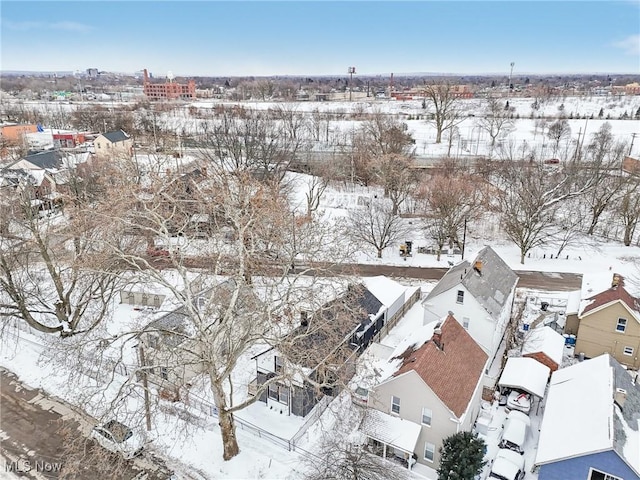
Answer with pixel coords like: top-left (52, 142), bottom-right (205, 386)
top-left (635, 107), bottom-right (640, 119)
top-left (437, 432), bottom-right (486, 480)
top-left (598, 107), bottom-right (604, 118)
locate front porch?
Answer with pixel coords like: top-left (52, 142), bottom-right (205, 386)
top-left (359, 409), bottom-right (422, 470)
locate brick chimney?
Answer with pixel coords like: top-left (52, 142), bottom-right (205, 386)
top-left (612, 273), bottom-right (624, 288)
top-left (474, 260), bottom-right (483, 274)
top-left (432, 327), bottom-right (443, 350)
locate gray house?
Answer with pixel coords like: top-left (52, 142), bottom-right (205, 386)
top-left (251, 284), bottom-right (387, 417)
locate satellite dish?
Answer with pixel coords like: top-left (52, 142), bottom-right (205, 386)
top-left (167, 71), bottom-right (174, 82)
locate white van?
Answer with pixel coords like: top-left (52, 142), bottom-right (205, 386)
top-left (489, 449), bottom-right (526, 480)
top-left (499, 410), bottom-right (530, 455)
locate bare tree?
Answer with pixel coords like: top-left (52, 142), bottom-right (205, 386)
top-left (547, 119), bottom-right (571, 156)
top-left (372, 154), bottom-right (418, 215)
top-left (0, 176), bottom-right (125, 336)
top-left (494, 157), bottom-right (595, 263)
top-left (82, 163), bottom-right (355, 462)
top-left (423, 82), bottom-right (465, 144)
top-left (416, 173), bottom-right (483, 260)
top-left (618, 179), bottom-right (640, 246)
top-left (477, 97), bottom-right (514, 148)
top-left (348, 198), bottom-right (410, 258)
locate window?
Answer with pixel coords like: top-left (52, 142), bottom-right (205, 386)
top-left (391, 396), bottom-right (400, 415)
top-left (588, 468), bottom-right (623, 480)
top-left (424, 442), bottom-right (435, 462)
top-left (462, 317), bottom-right (470, 329)
top-left (624, 346), bottom-right (634, 356)
top-left (422, 407), bottom-right (432, 426)
top-left (279, 386), bottom-right (289, 405)
top-left (268, 384), bottom-right (279, 400)
top-left (456, 290), bottom-right (464, 304)
top-left (274, 356), bottom-right (284, 373)
top-left (616, 318), bottom-right (627, 332)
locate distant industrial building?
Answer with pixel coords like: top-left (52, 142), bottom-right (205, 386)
top-left (142, 69), bottom-right (195, 100)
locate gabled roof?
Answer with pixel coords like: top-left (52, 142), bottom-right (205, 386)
top-left (22, 150), bottom-right (62, 170)
top-left (424, 246), bottom-right (518, 318)
top-left (393, 314), bottom-right (488, 418)
top-left (535, 354), bottom-right (640, 475)
top-left (579, 278), bottom-right (640, 319)
top-left (498, 356), bottom-right (550, 398)
top-left (100, 130), bottom-right (129, 143)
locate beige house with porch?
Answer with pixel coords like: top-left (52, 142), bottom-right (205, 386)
top-left (361, 314), bottom-right (488, 470)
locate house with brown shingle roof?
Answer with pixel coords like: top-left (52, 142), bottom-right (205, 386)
top-left (364, 314), bottom-right (488, 469)
top-left (574, 273), bottom-right (640, 369)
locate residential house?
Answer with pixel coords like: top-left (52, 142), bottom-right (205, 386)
top-left (571, 274), bottom-right (640, 369)
top-left (139, 278), bottom-right (256, 391)
top-left (422, 246), bottom-right (519, 362)
top-left (535, 354), bottom-right (640, 480)
top-left (362, 314), bottom-right (488, 470)
top-left (251, 279), bottom-right (409, 417)
top-left (93, 130), bottom-right (133, 157)
top-left (521, 325), bottom-right (566, 372)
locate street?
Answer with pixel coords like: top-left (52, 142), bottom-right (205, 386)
top-left (0, 369), bottom-right (172, 480)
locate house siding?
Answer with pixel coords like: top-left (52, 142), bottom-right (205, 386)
top-left (538, 450), bottom-right (639, 480)
top-left (424, 286), bottom-right (495, 355)
top-left (576, 302), bottom-right (640, 369)
top-left (370, 371), bottom-right (460, 469)
top-left (564, 313), bottom-right (580, 335)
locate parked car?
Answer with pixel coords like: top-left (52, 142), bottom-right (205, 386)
top-left (489, 449), bottom-right (526, 480)
top-left (90, 420), bottom-right (145, 459)
top-left (499, 410), bottom-right (530, 454)
top-left (506, 390), bottom-right (531, 414)
top-left (351, 386), bottom-right (369, 407)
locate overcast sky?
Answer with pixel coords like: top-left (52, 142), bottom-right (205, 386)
top-left (2, 1), bottom-right (639, 77)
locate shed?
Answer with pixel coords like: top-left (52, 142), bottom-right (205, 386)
top-left (522, 325), bottom-right (566, 371)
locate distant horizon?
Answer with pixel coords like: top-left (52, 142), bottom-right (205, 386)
top-left (2, 1), bottom-right (639, 76)
top-left (2, 69), bottom-right (639, 79)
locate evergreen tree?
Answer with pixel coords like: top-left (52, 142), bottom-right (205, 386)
top-left (635, 107), bottom-right (640, 119)
top-left (422, 99), bottom-right (427, 109)
top-left (437, 432), bottom-right (486, 480)
top-left (598, 107), bottom-right (604, 118)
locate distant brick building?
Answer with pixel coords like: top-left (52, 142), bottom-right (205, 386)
top-left (622, 156), bottom-right (640, 175)
top-left (143, 69), bottom-right (195, 100)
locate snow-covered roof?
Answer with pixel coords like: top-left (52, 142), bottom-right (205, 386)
top-left (361, 276), bottom-right (406, 308)
top-left (521, 326), bottom-right (565, 368)
top-left (535, 354), bottom-right (613, 467)
top-left (359, 409), bottom-right (422, 454)
top-left (424, 246), bottom-right (518, 319)
top-left (498, 357), bottom-right (550, 398)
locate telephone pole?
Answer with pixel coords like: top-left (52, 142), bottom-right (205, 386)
top-left (630, 133), bottom-right (637, 156)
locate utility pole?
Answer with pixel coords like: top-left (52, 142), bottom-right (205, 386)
top-left (138, 344), bottom-right (152, 431)
top-left (630, 133), bottom-right (637, 156)
top-left (461, 217), bottom-right (468, 260)
top-left (508, 62), bottom-right (515, 97)
top-left (573, 128), bottom-right (582, 161)
top-left (348, 66), bottom-right (356, 101)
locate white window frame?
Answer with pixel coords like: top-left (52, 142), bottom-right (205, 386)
top-left (587, 468), bottom-right (623, 480)
top-left (421, 407), bottom-right (432, 426)
top-left (616, 318), bottom-right (627, 332)
top-left (424, 442), bottom-right (435, 462)
top-left (462, 317), bottom-right (470, 329)
top-left (391, 395), bottom-right (400, 415)
top-left (623, 346), bottom-right (634, 356)
top-left (456, 290), bottom-right (464, 304)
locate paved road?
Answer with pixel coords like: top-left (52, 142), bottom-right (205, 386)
top-left (0, 369), bottom-right (172, 480)
top-left (291, 263), bottom-right (582, 291)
